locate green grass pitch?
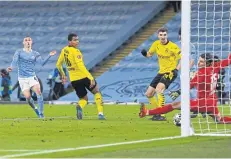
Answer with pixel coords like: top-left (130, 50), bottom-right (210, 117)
top-left (0, 104), bottom-right (230, 158)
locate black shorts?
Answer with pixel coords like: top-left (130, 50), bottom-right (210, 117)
top-left (150, 70), bottom-right (178, 89)
top-left (71, 78), bottom-right (97, 98)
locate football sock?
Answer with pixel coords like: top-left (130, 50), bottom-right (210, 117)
top-left (94, 92), bottom-right (103, 115)
top-left (148, 104), bottom-right (174, 115)
top-left (78, 99), bottom-right (87, 109)
top-left (148, 96), bottom-right (158, 108)
top-left (157, 93), bottom-right (166, 117)
top-left (27, 97), bottom-right (36, 109)
top-left (27, 97), bottom-right (39, 116)
top-left (37, 94), bottom-right (44, 115)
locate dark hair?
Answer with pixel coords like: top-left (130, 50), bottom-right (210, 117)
top-left (0, 69), bottom-right (9, 76)
top-left (68, 33), bottom-right (77, 41)
top-left (213, 55), bottom-right (220, 62)
top-left (157, 27), bottom-right (168, 33)
top-left (178, 28), bottom-right (181, 36)
top-left (200, 53), bottom-right (214, 66)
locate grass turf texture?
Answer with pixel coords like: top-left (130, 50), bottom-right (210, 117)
top-left (0, 104), bottom-right (230, 158)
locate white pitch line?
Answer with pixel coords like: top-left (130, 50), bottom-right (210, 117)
top-left (0, 150), bottom-right (40, 152)
top-left (0, 116), bottom-right (97, 121)
top-left (1, 136), bottom-right (184, 158)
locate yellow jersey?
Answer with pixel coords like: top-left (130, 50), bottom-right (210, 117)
top-left (56, 46), bottom-right (94, 82)
top-left (149, 40), bottom-right (181, 74)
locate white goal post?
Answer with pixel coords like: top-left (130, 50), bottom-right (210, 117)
top-left (181, 0), bottom-right (231, 136)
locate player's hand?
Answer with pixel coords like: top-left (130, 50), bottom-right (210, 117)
top-left (49, 50), bottom-right (57, 56)
top-left (169, 89), bottom-right (181, 100)
top-left (141, 49), bottom-right (147, 57)
top-left (90, 79), bottom-right (95, 89)
top-left (7, 67), bottom-right (12, 72)
top-left (61, 76), bottom-right (67, 84)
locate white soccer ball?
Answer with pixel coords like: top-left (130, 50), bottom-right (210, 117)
top-left (173, 113), bottom-right (181, 127)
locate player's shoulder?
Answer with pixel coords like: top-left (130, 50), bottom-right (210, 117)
top-left (153, 40), bottom-right (160, 45)
top-left (15, 48), bottom-right (23, 53)
top-left (62, 46), bottom-right (82, 54)
top-left (31, 50), bottom-right (40, 55)
top-left (169, 41), bottom-right (179, 47)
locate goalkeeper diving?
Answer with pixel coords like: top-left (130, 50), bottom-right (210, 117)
top-left (139, 53), bottom-right (231, 124)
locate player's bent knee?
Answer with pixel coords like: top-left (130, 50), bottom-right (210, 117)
top-left (156, 83), bottom-right (166, 93)
top-left (145, 93), bottom-right (153, 98)
top-left (81, 95), bottom-right (88, 102)
top-left (91, 86), bottom-right (99, 94)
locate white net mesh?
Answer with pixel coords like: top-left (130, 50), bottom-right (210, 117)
top-left (190, 0), bottom-right (231, 135)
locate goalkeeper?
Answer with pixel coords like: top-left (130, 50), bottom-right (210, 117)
top-left (139, 53), bottom-right (231, 124)
top-left (140, 27), bottom-right (181, 121)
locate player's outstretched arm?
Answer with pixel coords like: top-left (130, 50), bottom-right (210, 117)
top-left (220, 53), bottom-right (231, 68)
top-left (37, 50), bottom-right (57, 66)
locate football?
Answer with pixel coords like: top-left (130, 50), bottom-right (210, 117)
top-left (173, 113), bottom-right (181, 127)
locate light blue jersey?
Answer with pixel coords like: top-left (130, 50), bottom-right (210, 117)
top-left (10, 49), bottom-right (51, 78)
top-left (175, 41), bottom-right (197, 72)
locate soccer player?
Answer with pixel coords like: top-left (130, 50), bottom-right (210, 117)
top-left (56, 33), bottom-right (105, 120)
top-left (141, 27), bottom-right (181, 121)
top-left (7, 36), bottom-right (56, 118)
top-left (139, 53), bottom-right (231, 124)
top-left (169, 28), bottom-right (201, 118)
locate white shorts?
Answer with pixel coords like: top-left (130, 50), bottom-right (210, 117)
top-left (18, 76), bottom-right (40, 92)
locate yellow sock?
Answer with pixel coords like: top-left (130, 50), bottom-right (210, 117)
top-left (157, 93), bottom-right (165, 117)
top-left (78, 99), bottom-right (87, 109)
top-left (148, 96), bottom-right (158, 108)
top-left (94, 92), bottom-right (103, 114)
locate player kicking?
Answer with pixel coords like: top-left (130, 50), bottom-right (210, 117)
top-left (7, 36), bottom-right (56, 118)
top-left (56, 33), bottom-right (105, 120)
top-left (139, 53), bottom-right (231, 124)
top-left (141, 27), bottom-right (181, 121)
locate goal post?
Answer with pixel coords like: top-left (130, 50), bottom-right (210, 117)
top-left (181, 0), bottom-right (231, 136)
top-left (181, 0), bottom-right (191, 137)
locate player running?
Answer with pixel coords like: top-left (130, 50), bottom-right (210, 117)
top-left (7, 36), bottom-right (56, 118)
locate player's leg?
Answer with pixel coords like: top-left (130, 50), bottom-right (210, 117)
top-left (139, 101), bottom-right (180, 118)
top-left (71, 79), bottom-right (88, 120)
top-left (87, 79), bottom-right (105, 120)
top-left (19, 78), bottom-right (39, 117)
top-left (147, 74), bottom-right (162, 108)
top-left (144, 74), bottom-right (164, 120)
top-left (155, 72), bottom-right (177, 119)
top-left (30, 77), bottom-right (44, 118)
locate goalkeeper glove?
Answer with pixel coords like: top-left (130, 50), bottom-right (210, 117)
top-left (141, 49), bottom-right (147, 57)
top-left (169, 89), bottom-right (181, 100)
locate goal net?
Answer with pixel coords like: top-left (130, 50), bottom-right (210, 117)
top-left (181, 0), bottom-right (231, 136)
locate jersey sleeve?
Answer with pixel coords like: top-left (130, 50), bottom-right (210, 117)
top-left (56, 50), bottom-right (65, 77)
top-left (74, 50), bottom-right (94, 80)
top-left (218, 53), bottom-right (231, 68)
top-left (10, 50), bottom-right (20, 68)
top-left (35, 52), bottom-right (51, 66)
top-left (148, 41), bottom-right (157, 55)
top-left (172, 43), bottom-right (181, 58)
